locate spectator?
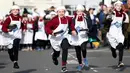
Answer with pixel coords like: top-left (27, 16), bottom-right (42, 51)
top-left (87, 7), bottom-right (100, 49)
top-left (35, 13), bottom-right (48, 51)
top-left (98, 5), bottom-right (108, 46)
top-left (126, 0), bottom-right (130, 49)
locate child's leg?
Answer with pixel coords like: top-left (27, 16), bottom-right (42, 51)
top-left (81, 42), bottom-right (89, 67)
top-left (116, 43), bottom-right (124, 67)
top-left (75, 46), bottom-right (82, 64)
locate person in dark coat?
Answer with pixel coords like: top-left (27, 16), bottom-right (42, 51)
top-left (87, 7), bottom-right (100, 49)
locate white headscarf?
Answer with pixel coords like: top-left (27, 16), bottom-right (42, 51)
top-left (55, 6), bottom-right (66, 12)
top-left (76, 5), bottom-right (84, 11)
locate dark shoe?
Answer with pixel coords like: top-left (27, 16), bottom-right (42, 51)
top-left (61, 66), bottom-right (68, 72)
top-left (13, 62), bottom-right (20, 69)
top-left (51, 52), bottom-right (58, 65)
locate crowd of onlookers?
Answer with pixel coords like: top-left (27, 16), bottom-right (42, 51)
top-left (0, 0), bottom-right (130, 52)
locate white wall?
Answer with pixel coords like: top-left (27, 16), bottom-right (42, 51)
top-left (63, 0), bottom-right (86, 5)
top-left (0, 0), bottom-right (13, 16)
top-left (15, 0), bottom-right (61, 10)
top-left (85, 0), bottom-right (102, 8)
top-left (63, 0), bottom-right (102, 6)
top-left (0, 0), bottom-right (62, 15)
top-left (0, 0), bottom-right (112, 16)
top-left (104, 0), bottom-right (112, 6)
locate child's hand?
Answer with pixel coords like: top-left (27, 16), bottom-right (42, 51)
top-left (72, 30), bottom-right (77, 36)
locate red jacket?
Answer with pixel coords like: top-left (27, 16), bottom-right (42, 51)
top-left (45, 16), bottom-right (75, 35)
top-left (2, 14), bottom-right (22, 32)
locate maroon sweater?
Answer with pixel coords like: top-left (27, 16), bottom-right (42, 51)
top-left (45, 16), bottom-right (75, 35)
top-left (114, 9), bottom-right (126, 21)
top-left (2, 14), bottom-right (22, 33)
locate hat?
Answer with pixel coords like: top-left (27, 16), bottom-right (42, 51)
top-left (55, 6), bottom-right (66, 12)
top-left (89, 8), bottom-right (95, 11)
top-left (23, 8), bottom-right (30, 14)
top-left (11, 5), bottom-right (20, 10)
top-left (76, 5), bottom-right (85, 11)
top-left (0, 16), bottom-right (4, 20)
top-left (114, 0), bottom-right (123, 6)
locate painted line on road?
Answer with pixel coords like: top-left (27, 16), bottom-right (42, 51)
top-left (68, 53), bottom-right (99, 73)
top-left (92, 67), bottom-right (113, 70)
top-left (124, 56), bottom-right (130, 58)
top-left (93, 70), bottom-right (98, 72)
top-left (68, 53), bottom-right (77, 60)
top-left (67, 53), bottom-right (78, 64)
top-left (68, 52), bottom-right (130, 59)
top-left (69, 49), bottom-right (110, 52)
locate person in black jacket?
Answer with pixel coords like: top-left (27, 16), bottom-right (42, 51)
top-left (87, 7), bottom-right (100, 49)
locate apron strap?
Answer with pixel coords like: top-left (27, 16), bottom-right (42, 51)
top-left (9, 16), bottom-right (12, 21)
top-left (75, 16), bottom-right (88, 29)
top-left (58, 17), bottom-right (68, 25)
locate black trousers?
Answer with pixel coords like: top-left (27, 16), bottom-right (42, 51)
top-left (111, 43), bottom-right (124, 62)
top-left (102, 33), bottom-right (108, 46)
top-left (127, 32), bottom-right (130, 49)
top-left (36, 39), bottom-right (48, 49)
top-left (53, 38), bottom-right (70, 65)
top-left (23, 44), bottom-right (32, 48)
top-left (8, 39), bottom-right (20, 62)
top-left (75, 42), bottom-right (87, 64)
top-left (32, 30), bottom-right (36, 49)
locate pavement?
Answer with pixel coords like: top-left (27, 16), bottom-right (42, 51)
top-left (0, 48), bottom-right (130, 73)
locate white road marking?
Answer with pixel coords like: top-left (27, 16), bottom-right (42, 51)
top-left (67, 60), bottom-right (78, 64)
top-left (45, 69), bottom-right (49, 71)
top-left (68, 52), bottom-right (130, 59)
top-left (90, 66), bottom-right (114, 70)
top-left (68, 53), bottom-right (99, 72)
top-left (59, 49), bottom-right (130, 72)
top-left (67, 53), bottom-right (78, 64)
top-left (124, 56), bottom-right (130, 58)
top-left (90, 68), bottom-right (94, 70)
top-left (69, 49), bottom-right (110, 52)
top-left (93, 70), bottom-right (98, 72)
top-left (68, 53), bottom-right (77, 60)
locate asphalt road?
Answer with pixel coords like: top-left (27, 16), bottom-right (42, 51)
top-left (0, 48), bottom-right (130, 73)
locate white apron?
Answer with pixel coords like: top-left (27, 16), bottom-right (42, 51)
top-left (20, 31), bottom-right (25, 44)
top-left (35, 21), bottom-right (48, 41)
top-left (68, 17), bottom-right (88, 46)
top-left (0, 25), bottom-right (5, 45)
top-left (107, 15), bottom-right (124, 49)
top-left (23, 23), bottom-right (33, 44)
top-left (49, 17), bottom-right (68, 51)
top-left (3, 16), bottom-right (22, 49)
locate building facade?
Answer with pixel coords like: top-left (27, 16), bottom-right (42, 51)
top-left (0, 0), bottom-right (126, 16)
top-left (0, 0), bottom-right (62, 16)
